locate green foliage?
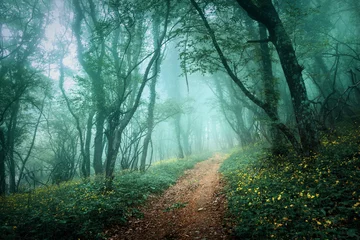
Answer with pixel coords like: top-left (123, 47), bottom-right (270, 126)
top-left (0, 153), bottom-right (211, 239)
top-left (220, 129), bottom-right (360, 239)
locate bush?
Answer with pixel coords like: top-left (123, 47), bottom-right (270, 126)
top-left (220, 129), bottom-right (360, 239)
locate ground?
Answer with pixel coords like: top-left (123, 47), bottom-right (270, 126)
top-left (107, 153), bottom-right (231, 240)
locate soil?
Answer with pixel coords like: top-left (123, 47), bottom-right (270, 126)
top-left (107, 153), bottom-right (231, 240)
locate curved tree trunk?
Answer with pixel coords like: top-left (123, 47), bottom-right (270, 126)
top-left (235, 0), bottom-right (319, 154)
top-left (190, 0), bottom-right (303, 154)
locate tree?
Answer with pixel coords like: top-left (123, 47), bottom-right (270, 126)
top-left (0, 0), bottom-right (51, 194)
top-left (162, 41), bottom-right (186, 159)
top-left (189, 0), bottom-right (318, 155)
top-left (140, 12), bottom-right (162, 172)
top-left (59, 53), bottom-right (92, 178)
top-left (71, 0), bottom-right (172, 184)
top-left (236, 0), bottom-right (321, 154)
top-left (49, 114), bottom-right (80, 184)
top-left (71, 0), bottom-right (107, 175)
top-left (210, 73), bottom-right (255, 146)
top-left (104, 0), bottom-right (171, 180)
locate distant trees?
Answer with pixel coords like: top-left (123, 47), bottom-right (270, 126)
top-left (211, 73), bottom-right (256, 147)
top-left (49, 113), bottom-right (80, 184)
top-left (0, 0), bottom-right (51, 194)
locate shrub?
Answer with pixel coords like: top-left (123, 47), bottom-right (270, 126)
top-left (220, 129), bottom-right (360, 239)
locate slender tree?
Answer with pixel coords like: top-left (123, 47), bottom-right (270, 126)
top-left (140, 13), bottom-right (162, 172)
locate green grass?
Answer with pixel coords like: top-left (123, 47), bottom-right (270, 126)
top-left (220, 128), bottom-right (360, 239)
top-left (0, 153), bottom-right (211, 240)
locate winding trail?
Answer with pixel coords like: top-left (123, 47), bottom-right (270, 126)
top-left (108, 153), bottom-right (230, 240)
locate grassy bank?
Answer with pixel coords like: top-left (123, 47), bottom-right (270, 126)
top-left (0, 153), bottom-right (211, 239)
top-left (220, 128), bottom-right (360, 239)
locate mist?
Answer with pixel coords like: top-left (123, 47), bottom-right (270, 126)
top-left (1, 0), bottom-right (359, 239)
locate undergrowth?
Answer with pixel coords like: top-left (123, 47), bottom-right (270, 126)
top-left (0, 153), bottom-right (211, 240)
top-left (220, 127), bottom-right (360, 239)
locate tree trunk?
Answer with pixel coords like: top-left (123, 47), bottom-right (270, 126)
top-left (59, 57), bottom-right (90, 178)
top-left (213, 74), bottom-right (252, 146)
top-left (84, 110), bottom-right (94, 177)
top-left (104, 34), bottom-right (165, 179)
top-left (16, 95), bottom-right (45, 189)
top-left (258, 23), bottom-right (286, 153)
top-left (174, 115), bottom-right (185, 159)
top-left (105, 123), bottom-right (122, 180)
top-left (0, 128), bottom-right (6, 195)
top-left (8, 99), bottom-right (20, 193)
top-left (140, 13), bottom-right (161, 172)
top-left (93, 112), bottom-right (105, 174)
top-left (103, 0), bottom-right (169, 183)
top-left (139, 79), bottom-right (156, 171)
top-left (72, 0), bottom-right (106, 175)
top-left (182, 115), bottom-right (192, 156)
top-left (235, 0), bottom-right (319, 154)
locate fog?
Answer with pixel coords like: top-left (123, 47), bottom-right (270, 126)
top-left (1, 0), bottom-right (359, 194)
top-left (2, 0), bottom-right (360, 239)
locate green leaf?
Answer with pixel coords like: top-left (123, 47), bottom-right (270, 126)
top-left (347, 229), bottom-right (357, 237)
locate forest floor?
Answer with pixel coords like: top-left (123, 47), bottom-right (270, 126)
top-left (107, 153), bottom-right (231, 240)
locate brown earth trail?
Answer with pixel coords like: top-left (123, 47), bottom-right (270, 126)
top-left (108, 153), bottom-right (231, 240)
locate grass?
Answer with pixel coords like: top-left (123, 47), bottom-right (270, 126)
top-left (220, 127), bottom-right (360, 239)
top-left (0, 152), bottom-right (211, 240)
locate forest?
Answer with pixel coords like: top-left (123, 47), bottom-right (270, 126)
top-left (0, 0), bottom-right (359, 239)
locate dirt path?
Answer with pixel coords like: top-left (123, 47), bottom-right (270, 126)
top-left (108, 153), bottom-right (230, 240)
